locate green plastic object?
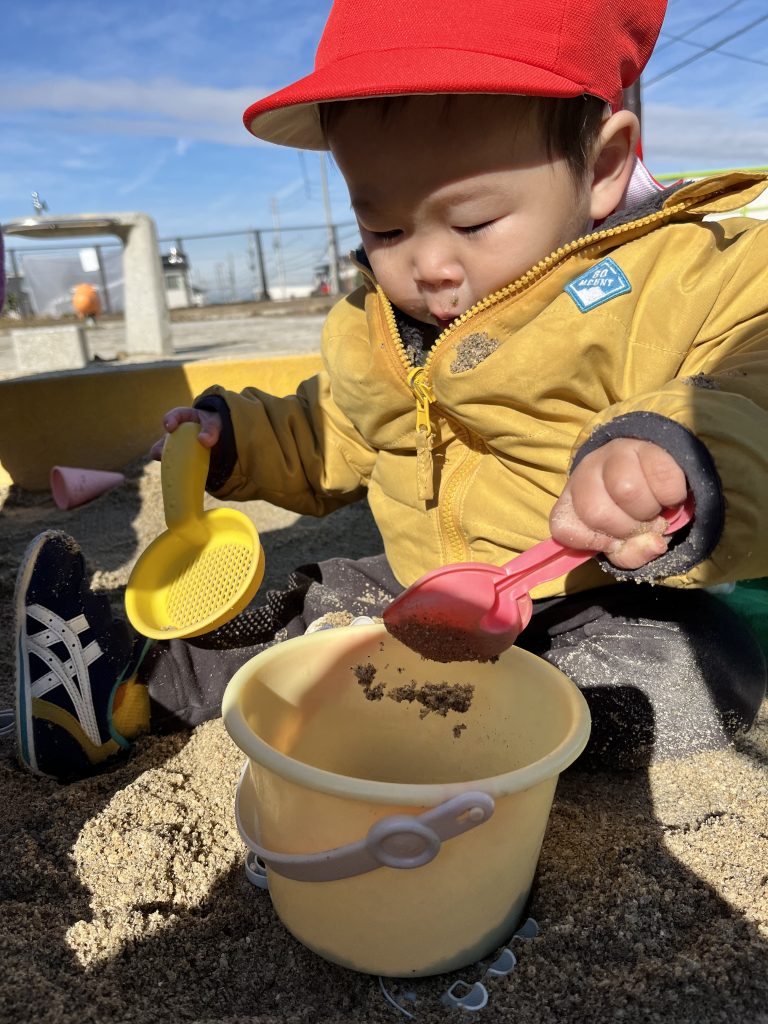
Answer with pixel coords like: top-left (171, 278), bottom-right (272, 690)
top-left (717, 579), bottom-right (768, 657)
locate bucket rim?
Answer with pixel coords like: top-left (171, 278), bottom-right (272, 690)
top-left (222, 623), bottom-right (591, 805)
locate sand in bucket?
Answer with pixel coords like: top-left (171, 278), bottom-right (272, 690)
top-left (223, 623), bottom-right (590, 977)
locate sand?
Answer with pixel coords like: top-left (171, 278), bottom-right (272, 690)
top-left (2, 458), bottom-right (767, 1024)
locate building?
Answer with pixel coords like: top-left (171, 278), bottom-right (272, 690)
top-left (162, 247), bottom-right (205, 309)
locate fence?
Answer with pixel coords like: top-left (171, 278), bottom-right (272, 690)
top-left (2, 220), bottom-right (362, 319)
top-left (3, 164), bottom-right (767, 319)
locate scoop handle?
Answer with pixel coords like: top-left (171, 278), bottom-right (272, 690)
top-left (495, 499), bottom-right (694, 597)
top-left (161, 421), bottom-right (210, 546)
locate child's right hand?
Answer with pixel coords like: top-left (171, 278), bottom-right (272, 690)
top-left (149, 407), bottom-right (222, 461)
top-left (549, 438), bottom-right (688, 571)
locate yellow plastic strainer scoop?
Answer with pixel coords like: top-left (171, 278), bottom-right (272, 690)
top-left (125, 421), bottom-right (265, 639)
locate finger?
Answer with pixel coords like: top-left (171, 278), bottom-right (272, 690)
top-left (601, 448), bottom-right (662, 523)
top-left (636, 443), bottom-right (688, 509)
top-left (550, 490), bottom-right (621, 552)
top-left (162, 407), bottom-right (200, 432)
top-left (605, 531), bottom-right (669, 570)
top-left (194, 412), bottom-right (221, 448)
top-left (149, 438), bottom-right (165, 461)
top-left (568, 460), bottom-right (640, 540)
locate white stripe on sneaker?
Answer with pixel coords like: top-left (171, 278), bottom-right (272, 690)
top-left (24, 603), bottom-right (104, 746)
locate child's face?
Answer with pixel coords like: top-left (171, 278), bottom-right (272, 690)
top-left (329, 96), bottom-right (595, 329)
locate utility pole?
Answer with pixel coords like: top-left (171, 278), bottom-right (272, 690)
top-left (228, 253), bottom-right (237, 301)
top-left (270, 196), bottom-right (287, 298)
top-left (623, 80), bottom-right (642, 140)
top-left (319, 153), bottom-right (340, 295)
top-left (249, 230), bottom-right (270, 301)
top-left (216, 262), bottom-right (229, 302)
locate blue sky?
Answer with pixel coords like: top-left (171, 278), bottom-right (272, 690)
top-left (1, 0), bottom-right (767, 243)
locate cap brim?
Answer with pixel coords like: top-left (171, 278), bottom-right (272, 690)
top-left (244, 47), bottom-right (600, 150)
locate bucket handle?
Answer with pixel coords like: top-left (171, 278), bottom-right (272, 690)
top-left (235, 765), bottom-right (495, 883)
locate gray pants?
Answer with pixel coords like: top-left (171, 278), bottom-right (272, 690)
top-left (140, 554), bottom-right (766, 769)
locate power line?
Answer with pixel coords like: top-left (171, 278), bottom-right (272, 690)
top-left (654, 0), bottom-right (749, 53)
top-left (657, 29), bottom-right (768, 69)
top-left (645, 12), bottom-right (768, 86)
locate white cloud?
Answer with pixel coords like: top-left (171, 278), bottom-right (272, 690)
top-left (115, 138), bottom-right (193, 194)
top-left (643, 102), bottom-right (768, 170)
top-left (0, 76), bottom-right (265, 147)
top-left (118, 147), bottom-right (171, 195)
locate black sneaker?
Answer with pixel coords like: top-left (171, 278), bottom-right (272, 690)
top-left (15, 531), bottom-right (141, 781)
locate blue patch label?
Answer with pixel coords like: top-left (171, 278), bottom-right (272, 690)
top-left (564, 257), bottom-right (631, 312)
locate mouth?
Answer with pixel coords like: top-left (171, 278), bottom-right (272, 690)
top-left (433, 312), bottom-right (459, 330)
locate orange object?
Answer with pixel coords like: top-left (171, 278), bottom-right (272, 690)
top-left (72, 283), bottom-right (101, 320)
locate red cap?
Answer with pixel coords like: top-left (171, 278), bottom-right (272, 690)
top-left (244, 0), bottom-right (667, 150)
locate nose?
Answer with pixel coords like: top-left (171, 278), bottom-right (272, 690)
top-left (412, 238), bottom-right (462, 293)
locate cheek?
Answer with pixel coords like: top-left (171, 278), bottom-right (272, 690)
top-left (468, 233), bottom-right (533, 292)
top-left (367, 251), bottom-right (407, 300)
top-left (519, 204), bottom-right (588, 262)
top-left (469, 257), bottom-right (518, 297)
top-left (556, 188), bottom-right (593, 242)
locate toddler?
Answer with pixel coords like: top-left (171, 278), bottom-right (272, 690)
top-left (14, 0), bottom-right (768, 780)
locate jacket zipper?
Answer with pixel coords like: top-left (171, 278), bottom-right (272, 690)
top-left (407, 366), bottom-right (437, 500)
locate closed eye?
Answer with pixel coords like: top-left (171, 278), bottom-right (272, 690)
top-left (456, 220), bottom-right (495, 236)
top-left (368, 228), bottom-right (403, 243)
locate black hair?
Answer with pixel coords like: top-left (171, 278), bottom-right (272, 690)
top-left (319, 93), bottom-right (607, 181)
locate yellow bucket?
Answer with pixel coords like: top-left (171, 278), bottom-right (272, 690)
top-left (222, 623), bottom-right (590, 977)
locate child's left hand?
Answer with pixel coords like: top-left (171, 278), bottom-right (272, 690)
top-left (149, 406), bottom-right (223, 461)
top-left (549, 438), bottom-right (688, 570)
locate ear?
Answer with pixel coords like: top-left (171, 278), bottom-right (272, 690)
top-left (588, 110), bottom-right (640, 222)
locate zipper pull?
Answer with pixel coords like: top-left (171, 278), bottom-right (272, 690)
top-left (408, 367), bottom-right (436, 501)
top-left (408, 367), bottom-right (435, 433)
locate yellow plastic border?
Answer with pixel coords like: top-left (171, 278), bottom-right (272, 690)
top-left (0, 353), bottom-right (322, 490)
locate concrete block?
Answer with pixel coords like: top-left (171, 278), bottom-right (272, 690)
top-left (12, 325), bottom-right (89, 374)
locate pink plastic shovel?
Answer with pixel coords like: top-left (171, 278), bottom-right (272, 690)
top-left (383, 498), bottom-right (694, 663)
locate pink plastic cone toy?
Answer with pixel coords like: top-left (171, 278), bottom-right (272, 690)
top-left (50, 466), bottom-right (125, 510)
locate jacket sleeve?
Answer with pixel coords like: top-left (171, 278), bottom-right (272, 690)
top-left (194, 309), bottom-right (379, 516)
top-left (571, 220), bottom-right (768, 587)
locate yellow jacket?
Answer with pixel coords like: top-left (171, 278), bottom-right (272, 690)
top-left (200, 171), bottom-right (768, 597)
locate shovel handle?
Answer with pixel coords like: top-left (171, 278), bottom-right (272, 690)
top-left (496, 539), bottom-right (594, 595)
top-left (495, 498), bottom-right (694, 597)
top-left (161, 421), bottom-right (210, 546)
